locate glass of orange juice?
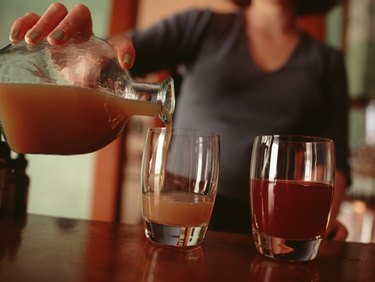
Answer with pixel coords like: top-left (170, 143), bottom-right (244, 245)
top-left (141, 128), bottom-right (220, 248)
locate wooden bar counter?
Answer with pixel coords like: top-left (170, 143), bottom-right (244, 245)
top-left (1, 213), bottom-right (375, 282)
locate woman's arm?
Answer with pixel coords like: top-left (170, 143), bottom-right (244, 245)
top-left (320, 48), bottom-right (351, 241)
top-left (326, 169), bottom-right (348, 240)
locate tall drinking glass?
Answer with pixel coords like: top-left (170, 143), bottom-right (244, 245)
top-left (250, 135), bottom-right (335, 262)
top-left (141, 128), bottom-right (220, 248)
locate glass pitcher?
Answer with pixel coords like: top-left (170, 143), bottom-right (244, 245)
top-left (0, 35), bottom-right (175, 155)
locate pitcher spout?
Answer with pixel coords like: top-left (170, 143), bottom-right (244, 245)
top-left (130, 76), bottom-right (175, 124)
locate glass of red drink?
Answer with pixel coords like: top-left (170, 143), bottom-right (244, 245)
top-left (141, 128), bottom-right (220, 248)
top-left (250, 135), bottom-right (335, 261)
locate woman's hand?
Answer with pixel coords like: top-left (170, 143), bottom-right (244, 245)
top-left (326, 220), bottom-right (348, 241)
top-left (8, 2), bottom-right (135, 69)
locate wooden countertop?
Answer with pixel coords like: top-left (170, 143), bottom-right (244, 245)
top-left (1, 214), bottom-right (375, 282)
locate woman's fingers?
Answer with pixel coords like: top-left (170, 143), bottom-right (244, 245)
top-left (9, 12), bottom-right (41, 42)
top-left (107, 34), bottom-right (135, 69)
top-left (25, 3), bottom-right (68, 44)
top-left (331, 221), bottom-right (348, 241)
top-left (9, 3), bottom-right (93, 45)
top-left (47, 3), bottom-right (93, 45)
top-left (326, 220), bottom-right (348, 241)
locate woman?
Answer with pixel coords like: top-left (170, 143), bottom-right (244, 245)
top-left (9, 0), bottom-right (350, 239)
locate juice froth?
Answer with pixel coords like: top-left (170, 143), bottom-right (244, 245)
top-left (142, 191), bottom-right (214, 227)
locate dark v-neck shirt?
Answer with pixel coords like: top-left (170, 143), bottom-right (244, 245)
top-left (130, 9), bottom-right (350, 232)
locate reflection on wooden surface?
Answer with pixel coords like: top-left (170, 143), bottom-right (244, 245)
top-left (1, 214), bottom-right (375, 281)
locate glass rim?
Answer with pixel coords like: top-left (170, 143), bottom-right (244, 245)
top-left (147, 127), bottom-right (220, 138)
top-left (254, 134), bottom-right (334, 144)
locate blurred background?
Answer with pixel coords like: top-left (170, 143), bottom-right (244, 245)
top-left (0, 0), bottom-right (374, 243)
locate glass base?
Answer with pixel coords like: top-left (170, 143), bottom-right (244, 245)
top-left (144, 218), bottom-right (208, 248)
top-left (252, 229), bottom-right (322, 262)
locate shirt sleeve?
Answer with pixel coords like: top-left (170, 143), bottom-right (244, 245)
top-left (128, 9), bottom-right (212, 76)
top-left (320, 49), bottom-right (352, 186)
